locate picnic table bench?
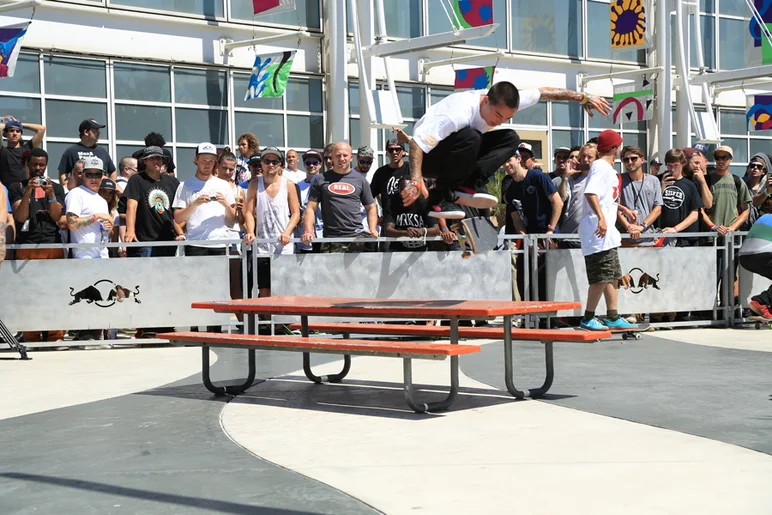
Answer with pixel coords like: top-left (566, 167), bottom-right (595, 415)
top-left (161, 296), bottom-right (598, 412)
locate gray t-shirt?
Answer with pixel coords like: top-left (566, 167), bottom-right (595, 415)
top-left (560, 174), bottom-right (589, 234)
top-left (619, 173), bottom-right (663, 233)
top-left (309, 169), bottom-right (374, 237)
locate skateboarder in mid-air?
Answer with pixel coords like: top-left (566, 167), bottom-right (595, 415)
top-left (401, 81), bottom-right (611, 219)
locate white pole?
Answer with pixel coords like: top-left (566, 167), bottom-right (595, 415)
top-left (674, 0), bottom-right (694, 149)
top-left (655, 0), bottom-right (673, 158)
top-left (349, 0), bottom-right (378, 136)
top-left (325, 0), bottom-right (349, 144)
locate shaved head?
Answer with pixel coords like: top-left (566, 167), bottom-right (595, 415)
top-left (332, 142), bottom-right (353, 174)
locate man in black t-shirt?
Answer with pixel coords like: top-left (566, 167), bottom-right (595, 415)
top-left (370, 136), bottom-right (409, 202)
top-left (130, 132), bottom-right (177, 176)
top-left (57, 118), bottom-right (116, 185)
top-left (382, 174), bottom-right (440, 251)
top-left (658, 148), bottom-right (703, 247)
top-left (7, 147), bottom-right (66, 342)
top-left (122, 146), bottom-right (183, 258)
top-left (0, 116), bottom-right (46, 185)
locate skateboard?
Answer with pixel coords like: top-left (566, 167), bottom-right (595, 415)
top-left (451, 217), bottom-right (499, 258)
top-left (575, 322), bottom-right (649, 341)
top-left (748, 316), bottom-right (772, 330)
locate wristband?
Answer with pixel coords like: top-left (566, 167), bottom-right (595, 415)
top-left (641, 221), bottom-right (648, 230)
top-left (92, 214), bottom-right (98, 223)
top-left (710, 224), bottom-right (717, 231)
top-left (546, 224), bottom-right (556, 231)
top-left (48, 198), bottom-right (57, 203)
top-left (579, 92), bottom-right (590, 105)
top-left (441, 228), bottom-right (449, 233)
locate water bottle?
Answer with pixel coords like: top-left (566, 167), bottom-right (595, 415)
top-left (100, 222), bottom-right (110, 244)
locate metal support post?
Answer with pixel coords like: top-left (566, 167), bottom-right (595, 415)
top-left (201, 346), bottom-right (257, 395)
top-left (300, 314), bottom-right (352, 383)
top-left (654, 0), bottom-right (673, 159)
top-left (325, 0), bottom-right (348, 144)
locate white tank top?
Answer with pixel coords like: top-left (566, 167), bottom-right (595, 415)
top-left (255, 175), bottom-right (293, 255)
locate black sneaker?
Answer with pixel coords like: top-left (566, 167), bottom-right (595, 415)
top-left (428, 199), bottom-right (466, 219)
top-left (453, 184), bottom-right (498, 209)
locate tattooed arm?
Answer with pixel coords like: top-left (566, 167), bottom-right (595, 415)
top-left (536, 87), bottom-right (611, 118)
top-left (66, 212), bottom-right (111, 230)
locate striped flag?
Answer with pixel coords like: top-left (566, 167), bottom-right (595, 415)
top-left (0, 22), bottom-right (29, 79)
top-left (244, 51), bottom-right (296, 100)
top-left (253, 0), bottom-right (295, 16)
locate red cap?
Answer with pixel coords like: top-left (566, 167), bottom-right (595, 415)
top-left (597, 130), bottom-right (623, 153)
top-left (682, 147), bottom-right (696, 160)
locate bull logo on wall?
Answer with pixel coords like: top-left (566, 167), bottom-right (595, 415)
top-left (620, 267), bottom-right (660, 294)
top-left (69, 279), bottom-right (141, 307)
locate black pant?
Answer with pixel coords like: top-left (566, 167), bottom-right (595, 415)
top-left (740, 253), bottom-right (772, 306)
top-left (185, 245), bottom-right (227, 331)
top-left (422, 127), bottom-right (520, 202)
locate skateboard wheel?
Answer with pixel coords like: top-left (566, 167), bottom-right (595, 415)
top-left (622, 333), bottom-right (629, 340)
top-left (756, 322), bottom-right (761, 330)
top-left (634, 333), bottom-right (641, 340)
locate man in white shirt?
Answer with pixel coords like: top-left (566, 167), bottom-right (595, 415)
top-left (173, 142), bottom-right (237, 257)
top-left (282, 149), bottom-right (306, 184)
top-left (402, 81), bottom-right (611, 219)
top-left (578, 130), bottom-right (636, 331)
top-left (65, 156), bottom-right (113, 259)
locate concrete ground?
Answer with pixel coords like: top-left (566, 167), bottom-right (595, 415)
top-left (1, 328), bottom-right (770, 514)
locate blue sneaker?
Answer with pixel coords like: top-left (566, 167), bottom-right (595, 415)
top-left (602, 317), bottom-right (638, 329)
top-left (579, 318), bottom-right (608, 331)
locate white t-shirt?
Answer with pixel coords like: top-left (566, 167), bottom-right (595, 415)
top-left (579, 159), bottom-right (622, 257)
top-left (412, 88), bottom-right (541, 153)
top-left (65, 185), bottom-right (110, 259)
top-left (172, 175), bottom-right (236, 247)
top-left (282, 168), bottom-right (306, 184)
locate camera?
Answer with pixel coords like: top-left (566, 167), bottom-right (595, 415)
top-left (209, 195), bottom-right (218, 201)
top-left (37, 178), bottom-right (48, 187)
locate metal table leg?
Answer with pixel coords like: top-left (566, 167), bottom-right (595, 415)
top-left (300, 315), bottom-right (352, 383)
top-left (403, 357), bottom-right (459, 413)
top-left (503, 315), bottom-right (555, 399)
top-left (0, 317), bottom-right (30, 360)
top-left (201, 346), bottom-right (257, 395)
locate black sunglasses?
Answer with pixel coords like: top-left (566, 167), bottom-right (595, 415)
top-left (386, 147), bottom-right (403, 153)
top-left (714, 155), bottom-right (731, 161)
top-left (84, 172), bottom-right (103, 179)
top-left (304, 159), bottom-right (320, 166)
top-left (262, 159), bottom-right (281, 166)
top-left (358, 159), bottom-right (373, 165)
top-left (622, 156), bottom-right (640, 163)
top-left (748, 162), bottom-right (765, 169)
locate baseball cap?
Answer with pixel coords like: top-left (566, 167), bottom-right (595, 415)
top-left (3, 119), bottom-right (23, 134)
top-left (517, 142), bottom-right (533, 153)
top-left (649, 158), bottom-right (662, 166)
top-left (141, 145), bottom-right (165, 160)
top-left (260, 146), bottom-right (284, 164)
top-left (195, 142), bottom-right (217, 156)
top-left (357, 145), bottom-right (374, 158)
top-left (694, 143), bottom-right (708, 156)
top-left (554, 146), bottom-right (571, 156)
top-left (597, 130), bottom-right (623, 153)
top-left (302, 149), bottom-right (323, 161)
top-left (79, 118), bottom-right (105, 134)
top-left (386, 135), bottom-right (405, 150)
top-left (82, 156), bottom-right (104, 171)
top-left (248, 154), bottom-right (262, 166)
top-left (713, 145), bottom-right (733, 158)
top-left (99, 178), bottom-right (116, 190)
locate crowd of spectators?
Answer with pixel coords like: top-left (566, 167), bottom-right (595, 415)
top-left (1, 108), bottom-right (772, 342)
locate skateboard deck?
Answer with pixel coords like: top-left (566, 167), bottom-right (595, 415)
top-left (451, 217), bottom-right (499, 258)
top-left (575, 322), bottom-right (649, 340)
top-left (748, 316), bottom-right (772, 329)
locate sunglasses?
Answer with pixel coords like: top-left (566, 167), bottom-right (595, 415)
top-left (714, 155), bottom-right (731, 161)
top-left (386, 147), bottom-right (403, 153)
top-left (358, 159), bottom-right (373, 165)
top-left (304, 159), bottom-right (320, 166)
top-left (84, 172), bottom-right (103, 179)
top-left (622, 156), bottom-right (640, 163)
top-left (262, 158), bottom-right (281, 166)
top-left (748, 162), bottom-right (765, 170)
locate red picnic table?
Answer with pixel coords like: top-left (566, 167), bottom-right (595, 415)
top-left (182, 296), bottom-right (586, 411)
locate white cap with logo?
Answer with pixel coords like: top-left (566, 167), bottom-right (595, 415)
top-left (196, 142), bottom-right (218, 156)
top-left (82, 156), bottom-right (104, 171)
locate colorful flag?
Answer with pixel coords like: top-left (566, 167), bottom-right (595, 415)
top-left (747, 95), bottom-right (772, 131)
top-left (612, 77), bottom-right (654, 124)
top-left (746, 0), bottom-right (772, 66)
top-left (244, 51), bottom-right (296, 101)
top-left (450, 0), bottom-right (493, 30)
top-left (454, 67), bottom-right (495, 91)
top-left (0, 22), bottom-right (29, 79)
top-left (610, 0), bottom-right (649, 50)
top-left (253, 0), bottom-right (295, 16)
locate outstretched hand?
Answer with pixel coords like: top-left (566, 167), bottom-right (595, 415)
top-left (583, 95), bottom-right (611, 118)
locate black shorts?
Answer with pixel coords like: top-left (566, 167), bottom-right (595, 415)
top-left (256, 257), bottom-right (271, 289)
top-left (584, 248), bottom-right (623, 284)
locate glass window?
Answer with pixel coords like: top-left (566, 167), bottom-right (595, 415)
top-left (115, 105), bottom-right (172, 141)
top-left (111, 0), bottom-right (224, 18)
top-left (621, 132), bottom-right (647, 151)
top-left (719, 0), bottom-right (745, 16)
top-left (511, 0), bottom-right (582, 58)
top-left (720, 109), bottom-right (747, 134)
top-left (286, 78), bottom-right (323, 112)
top-left (0, 96), bottom-right (41, 125)
top-left (670, 14), bottom-right (714, 69)
top-left (233, 73), bottom-right (283, 110)
top-left (749, 138), bottom-right (771, 157)
top-left (235, 112), bottom-right (284, 147)
top-left (427, 0), bottom-right (506, 48)
top-left (385, 0), bottom-right (421, 38)
top-left (175, 147), bottom-right (198, 181)
top-left (396, 86), bottom-right (426, 119)
top-left (45, 100), bottom-right (108, 138)
top-left (348, 81), bottom-right (360, 116)
top-left (729, 165), bottom-right (746, 176)
top-left (587, 1), bottom-right (645, 63)
top-left (552, 129), bottom-right (585, 150)
top-left (115, 144), bottom-right (145, 162)
top-left (513, 101), bottom-right (547, 126)
top-left (721, 137), bottom-right (747, 163)
top-left (552, 101), bottom-right (584, 127)
top-left (44, 57), bottom-right (106, 98)
top-left (0, 53), bottom-right (40, 94)
top-left (174, 69), bottom-right (227, 106)
top-left (589, 101), bottom-right (615, 129)
top-left (175, 109), bottom-right (227, 144)
top-left (287, 115), bottom-right (324, 148)
top-left (230, 0), bottom-right (320, 29)
top-left (430, 88), bottom-right (453, 105)
top-left (718, 17), bottom-right (745, 70)
top-left (114, 63), bottom-right (171, 102)
top-left (349, 118), bottom-right (360, 149)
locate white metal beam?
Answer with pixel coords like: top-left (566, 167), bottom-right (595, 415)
top-left (0, 0), bottom-right (40, 15)
top-left (220, 30), bottom-right (311, 56)
top-left (580, 66), bottom-right (664, 86)
top-left (363, 24), bottom-right (498, 58)
top-left (691, 64), bottom-right (772, 85)
top-left (713, 79), bottom-right (772, 94)
top-left (420, 50), bottom-right (506, 73)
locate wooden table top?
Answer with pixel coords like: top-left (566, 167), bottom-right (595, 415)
top-left (192, 296), bottom-right (581, 318)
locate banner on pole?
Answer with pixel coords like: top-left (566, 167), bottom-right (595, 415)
top-left (746, 0), bottom-right (772, 66)
top-left (450, 0), bottom-right (493, 30)
top-left (612, 77), bottom-right (654, 124)
top-left (611, 0), bottom-right (650, 50)
top-left (253, 0), bottom-right (295, 17)
top-left (244, 51), bottom-right (296, 101)
top-left (454, 66), bottom-right (495, 91)
top-left (0, 22), bottom-right (30, 79)
top-left (746, 95), bottom-right (772, 131)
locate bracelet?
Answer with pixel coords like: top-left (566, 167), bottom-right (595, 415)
top-left (579, 92), bottom-right (590, 105)
top-left (176, 234), bottom-right (186, 239)
top-left (92, 214), bottom-right (98, 223)
top-left (48, 198), bottom-right (57, 203)
top-left (441, 228), bottom-right (449, 233)
top-left (710, 224), bottom-right (717, 231)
